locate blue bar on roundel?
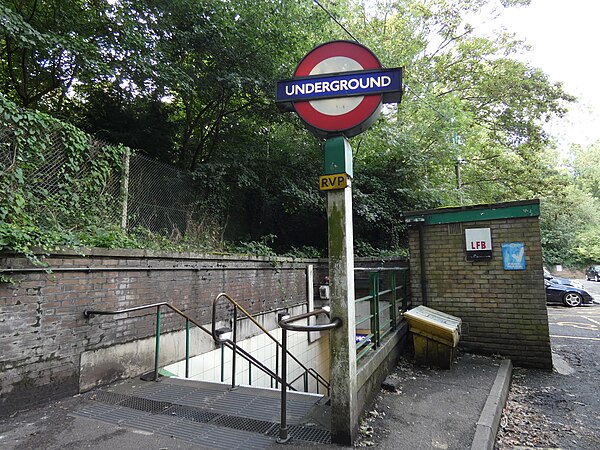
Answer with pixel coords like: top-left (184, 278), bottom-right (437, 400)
top-left (276, 68), bottom-right (402, 104)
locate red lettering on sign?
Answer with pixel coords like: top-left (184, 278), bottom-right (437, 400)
top-left (470, 241), bottom-right (488, 250)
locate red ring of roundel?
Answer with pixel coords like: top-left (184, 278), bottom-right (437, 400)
top-left (293, 41), bottom-right (383, 132)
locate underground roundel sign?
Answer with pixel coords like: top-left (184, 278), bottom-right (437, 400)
top-left (276, 41), bottom-right (403, 138)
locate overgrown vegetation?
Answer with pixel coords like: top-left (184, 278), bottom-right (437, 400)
top-left (1, 0), bottom-right (598, 267)
top-left (0, 95), bottom-right (125, 263)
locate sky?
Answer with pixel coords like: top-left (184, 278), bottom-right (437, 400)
top-left (480, 0), bottom-right (600, 151)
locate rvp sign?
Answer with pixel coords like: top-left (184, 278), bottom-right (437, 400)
top-left (465, 228), bottom-right (492, 261)
top-left (319, 173), bottom-right (349, 191)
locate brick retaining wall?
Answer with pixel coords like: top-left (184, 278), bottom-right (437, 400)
top-left (0, 248), bottom-right (406, 417)
top-left (0, 249), bottom-right (324, 416)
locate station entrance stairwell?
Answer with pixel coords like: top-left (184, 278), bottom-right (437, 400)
top-left (81, 294), bottom-right (339, 448)
top-left (80, 267), bottom-right (409, 448)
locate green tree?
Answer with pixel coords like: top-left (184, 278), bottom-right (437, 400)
top-left (0, 0), bottom-right (135, 111)
top-left (342, 0), bottom-right (573, 252)
top-left (0, 0), bottom-right (580, 256)
top-left (573, 226), bottom-right (600, 265)
top-left (540, 183), bottom-right (600, 267)
top-left (549, 140), bottom-right (600, 265)
top-left (571, 141), bottom-right (600, 199)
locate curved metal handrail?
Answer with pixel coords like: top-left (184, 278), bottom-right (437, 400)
top-left (84, 302), bottom-right (286, 387)
top-left (278, 308), bottom-right (342, 332)
top-left (276, 308), bottom-right (342, 443)
top-left (212, 293), bottom-right (331, 393)
top-left (86, 302), bottom-right (205, 328)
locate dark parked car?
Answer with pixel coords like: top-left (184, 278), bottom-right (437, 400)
top-left (545, 279), bottom-right (594, 307)
top-left (585, 265), bottom-right (600, 282)
top-left (543, 268), bottom-right (584, 289)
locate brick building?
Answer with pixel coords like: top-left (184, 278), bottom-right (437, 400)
top-left (405, 199), bottom-right (552, 369)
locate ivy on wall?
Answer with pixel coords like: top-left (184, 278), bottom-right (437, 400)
top-left (0, 94), bottom-right (126, 265)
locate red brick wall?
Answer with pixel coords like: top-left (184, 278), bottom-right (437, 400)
top-left (408, 217), bottom-right (552, 369)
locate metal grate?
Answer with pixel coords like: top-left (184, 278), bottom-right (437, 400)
top-left (209, 392), bottom-right (255, 415)
top-left (212, 415), bottom-right (277, 434)
top-left (448, 222), bottom-right (462, 235)
top-left (87, 390), bottom-right (171, 414)
top-left (199, 426), bottom-right (277, 450)
top-left (167, 404), bottom-right (220, 423)
top-left (82, 385), bottom-right (330, 446)
top-left (85, 390), bottom-right (129, 405)
top-left (120, 396), bottom-right (173, 414)
top-left (268, 424), bottom-right (331, 444)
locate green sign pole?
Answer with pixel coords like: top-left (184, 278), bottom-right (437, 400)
top-left (324, 136), bottom-right (357, 444)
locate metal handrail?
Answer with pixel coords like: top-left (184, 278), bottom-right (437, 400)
top-left (84, 302), bottom-right (287, 388)
top-left (277, 308), bottom-right (342, 444)
top-left (212, 293), bottom-right (331, 394)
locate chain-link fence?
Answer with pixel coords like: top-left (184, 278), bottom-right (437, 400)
top-left (126, 153), bottom-right (199, 237)
top-left (0, 118), bottom-right (211, 245)
top-left (0, 131), bottom-right (15, 184)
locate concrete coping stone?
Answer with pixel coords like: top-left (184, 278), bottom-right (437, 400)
top-left (470, 359), bottom-right (513, 450)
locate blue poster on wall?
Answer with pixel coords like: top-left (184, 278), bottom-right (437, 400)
top-left (502, 242), bottom-right (526, 270)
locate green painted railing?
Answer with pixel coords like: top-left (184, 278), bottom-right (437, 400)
top-left (84, 302), bottom-right (286, 389)
top-left (355, 267), bottom-right (410, 361)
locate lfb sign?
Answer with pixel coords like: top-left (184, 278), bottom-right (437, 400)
top-left (276, 41), bottom-right (403, 138)
top-left (465, 228), bottom-right (492, 261)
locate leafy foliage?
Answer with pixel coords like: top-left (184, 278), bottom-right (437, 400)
top-left (0, 94), bottom-right (125, 262)
top-left (540, 142), bottom-right (600, 267)
top-left (0, 0), bottom-right (586, 262)
top-left (539, 184), bottom-right (599, 267)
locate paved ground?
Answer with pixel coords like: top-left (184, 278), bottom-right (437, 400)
top-left (4, 274), bottom-right (599, 449)
top-left (18, 277), bottom-right (600, 450)
top-left (496, 278), bottom-right (600, 449)
top-left (0, 351), bottom-right (505, 450)
top-left (0, 378), bottom-right (329, 450)
top-left (352, 353), bottom-right (503, 449)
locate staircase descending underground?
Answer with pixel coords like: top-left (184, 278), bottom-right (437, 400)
top-left (81, 294), bottom-right (338, 448)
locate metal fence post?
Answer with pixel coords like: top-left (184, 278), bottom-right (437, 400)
top-left (369, 272), bottom-right (376, 350)
top-left (369, 271), bottom-right (380, 348)
top-left (120, 146), bottom-right (130, 230)
top-left (375, 272), bottom-right (380, 347)
top-left (220, 344), bottom-right (225, 382)
top-left (185, 318), bottom-right (190, 378)
top-left (154, 305), bottom-right (161, 381)
top-left (278, 328), bottom-right (289, 443)
top-left (391, 272), bottom-right (397, 329)
top-left (402, 269), bottom-right (409, 312)
top-left (231, 311), bottom-right (238, 389)
top-left (275, 344), bottom-right (279, 389)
